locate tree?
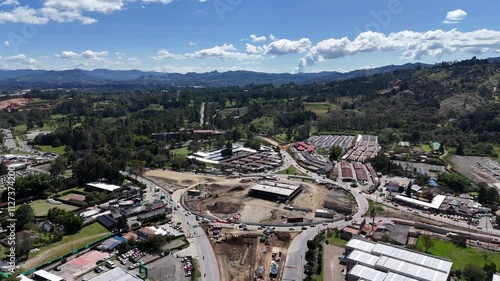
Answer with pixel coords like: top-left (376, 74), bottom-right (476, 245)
top-left (305, 249), bottom-right (315, 262)
top-left (129, 159), bottom-right (145, 180)
top-left (64, 215), bottom-right (84, 234)
top-left (456, 142), bottom-right (465, 156)
top-left (171, 154), bottom-right (189, 171)
top-left (463, 264), bottom-right (486, 281)
top-left (15, 205), bottom-right (35, 231)
top-left (381, 233), bottom-right (392, 243)
top-left (477, 184), bottom-right (488, 204)
top-left (50, 156), bottom-right (67, 177)
top-left (329, 146), bottom-right (342, 161)
top-left (306, 240), bottom-right (317, 250)
top-left (0, 163), bottom-right (7, 176)
top-left (421, 234), bottom-right (434, 253)
top-left (145, 235), bottom-right (167, 251)
top-left (486, 187), bottom-right (498, 203)
top-left (187, 139), bottom-right (201, 153)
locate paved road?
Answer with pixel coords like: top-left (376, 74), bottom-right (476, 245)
top-left (124, 172), bottom-right (220, 281)
top-left (1, 129), bottom-right (17, 150)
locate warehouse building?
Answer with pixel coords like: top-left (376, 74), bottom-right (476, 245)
top-left (249, 181), bottom-right (302, 203)
top-left (345, 237), bottom-right (452, 281)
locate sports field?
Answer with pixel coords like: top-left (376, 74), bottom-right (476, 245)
top-left (16, 200), bottom-right (78, 216)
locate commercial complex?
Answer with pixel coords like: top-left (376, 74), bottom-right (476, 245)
top-left (249, 181), bottom-right (303, 202)
top-left (345, 237), bottom-right (453, 281)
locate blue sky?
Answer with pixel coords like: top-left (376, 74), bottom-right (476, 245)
top-left (0, 0), bottom-right (499, 73)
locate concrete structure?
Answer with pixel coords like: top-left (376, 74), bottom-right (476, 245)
top-left (86, 182), bottom-right (124, 192)
top-left (345, 237), bottom-right (452, 281)
top-left (314, 209), bottom-right (334, 219)
top-left (88, 268), bottom-right (142, 281)
top-left (493, 273), bottom-right (500, 281)
top-left (249, 181), bottom-right (302, 203)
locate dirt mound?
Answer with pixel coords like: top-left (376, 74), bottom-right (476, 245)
top-left (207, 198), bottom-right (242, 214)
top-left (205, 178), bottom-right (217, 182)
top-left (181, 179), bottom-right (194, 185)
top-left (229, 186), bottom-right (245, 192)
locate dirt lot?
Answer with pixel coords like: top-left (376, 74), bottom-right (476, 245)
top-left (214, 230), bottom-right (293, 281)
top-left (0, 98), bottom-right (31, 109)
top-left (145, 169), bottom-right (219, 188)
top-left (184, 178), bottom-right (332, 223)
top-left (450, 156), bottom-right (499, 183)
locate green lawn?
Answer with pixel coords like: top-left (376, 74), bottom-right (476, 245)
top-left (171, 146), bottom-right (190, 155)
top-left (16, 200), bottom-right (78, 216)
top-left (38, 145), bottom-right (66, 155)
top-left (303, 102), bottom-right (336, 114)
top-left (328, 236), bottom-right (348, 247)
top-left (55, 187), bottom-right (85, 196)
top-left (29, 223), bottom-right (111, 266)
top-left (422, 144), bottom-right (432, 153)
top-left (416, 236), bottom-right (500, 270)
top-left (493, 145), bottom-right (500, 159)
top-left (63, 169), bottom-right (73, 178)
top-left (0, 244), bottom-right (7, 259)
top-left (276, 165), bottom-right (306, 176)
top-left (192, 258), bottom-right (202, 281)
top-left (364, 199), bottom-right (385, 216)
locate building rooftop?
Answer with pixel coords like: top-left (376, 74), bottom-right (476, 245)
top-left (251, 183), bottom-right (300, 197)
top-left (393, 194), bottom-right (446, 210)
top-left (347, 249), bottom-right (380, 267)
top-left (87, 182), bottom-right (122, 192)
top-left (375, 256), bottom-right (449, 281)
top-left (89, 268), bottom-right (142, 281)
top-left (32, 270), bottom-right (64, 281)
top-left (493, 273), bottom-right (500, 281)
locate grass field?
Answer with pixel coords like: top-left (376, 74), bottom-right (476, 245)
top-left (55, 187), bottom-right (85, 196)
top-left (422, 144), bottom-right (432, 153)
top-left (16, 200), bottom-right (78, 216)
top-left (29, 223), bottom-right (111, 266)
top-left (303, 102), bottom-right (336, 114)
top-left (38, 145), bottom-right (66, 155)
top-left (328, 236), bottom-right (348, 247)
top-left (63, 169), bottom-right (73, 178)
top-left (364, 199), bottom-right (385, 216)
top-left (416, 236), bottom-right (500, 270)
top-left (494, 145), bottom-right (500, 158)
top-left (276, 165), bottom-right (306, 176)
top-left (0, 244), bottom-right (7, 259)
top-left (171, 147), bottom-right (190, 155)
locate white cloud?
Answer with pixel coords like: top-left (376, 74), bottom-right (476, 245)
top-left (3, 54), bottom-right (37, 64)
top-left (249, 34), bottom-right (267, 42)
top-left (3, 40), bottom-right (9, 47)
top-left (198, 0), bottom-right (207, 2)
top-left (298, 29), bottom-right (500, 72)
top-left (186, 43), bottom-right (261, 60)
top-left (127, 57), bottom-right (141, 66)
top-left (0, 6), bottom-right (48, 24)
top-left (152, 49), bottom-right (181, 60)
top-left (245, 43), bottom-right (263, 54)
top-left (269, 34), bottom-right (277, 41)
top-left (56, 50), bottom-right (108, 62)
top-left (0, 0), bottom-right (175, 25)
top-left (188, 41), bottom-right (198, 46)
top-left (0, 0), bottom-right (19, 6)
top-left (264, 38), bottom-right (312, 55)
top-left (443, 9), bottom-right (467, 24)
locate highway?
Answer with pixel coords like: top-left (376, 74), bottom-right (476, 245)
top-left (1, 129), bottom-right (17, 150)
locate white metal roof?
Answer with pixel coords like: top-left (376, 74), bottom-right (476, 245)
top-left (394, 194), bottom-right (446, 209)
top-left (89, 268), bottom-right (142, 281)
top-left (493, 274), bottom-right (500, 281)
top-left (346, 237), bottom-right (376, 253)
top-left (87, 182), bottom-right (122, 192)
top-left (18, 275), bottom-right (34, 281)
top-left (384, 272), bottom-right (418, 281)
top-left (348, 264), bottom-right (387, 281)
top-left (251, 184), bottom-right (299, 197)
top-left (372, 243), bottom-right (452, 274)
top-left (375, 256), bottom-right (449, 281)
top-left (32, 270), bottom-right (64, 281)
top-left (347, 250), bottom-right (379, 267)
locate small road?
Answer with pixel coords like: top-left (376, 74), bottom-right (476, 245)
top-left (124, 172), bottom-right (220, 281)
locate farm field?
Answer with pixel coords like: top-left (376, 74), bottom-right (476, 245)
top-left (23, 223), bottom-right (111, 270)
top-left (303, 102), bottom-right (336, 114)
top-left (16, 199), bottom-right (78, 216)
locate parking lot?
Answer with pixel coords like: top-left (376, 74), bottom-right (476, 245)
top-left (144, 255), bottom-right (192, 281)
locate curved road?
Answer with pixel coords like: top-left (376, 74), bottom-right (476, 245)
top-left (123, 172), bottom-right (220, 281)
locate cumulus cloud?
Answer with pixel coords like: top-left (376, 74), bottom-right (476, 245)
top-left (249, 34), bottom-right (267, 42)
top-left (3, 40), bottom-right (9, 47)
top-left (3, 54), bottom-right (37, 64)
top-left (0, 0), bottom-right (19, 6)
top-left (186, 43), bottom-right (261, 60)
top-left (245, 43), bottom-right (263, 54)
top-left (56, 50), bottom-right (108, 61)
top-left (264, 38), bottom-right (311, 55)
top-left (152, 49), bottom-right (181, 60)
top-left (443, 9), bottom-right (467, 24)
top-left (269, 34), bottom-right (277, 41)
top-left (0, 0), bottom-right (174, 25)
top-left (298, 29), bottom-right (500, 72)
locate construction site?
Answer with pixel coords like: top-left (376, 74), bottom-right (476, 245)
top-left (209, 226), bottom-right (295, 281)
top-left (184, 178), bottom-right (348, 223)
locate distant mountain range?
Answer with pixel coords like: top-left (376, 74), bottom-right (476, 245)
top-left (0, 58), bottom-right (495, 89)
